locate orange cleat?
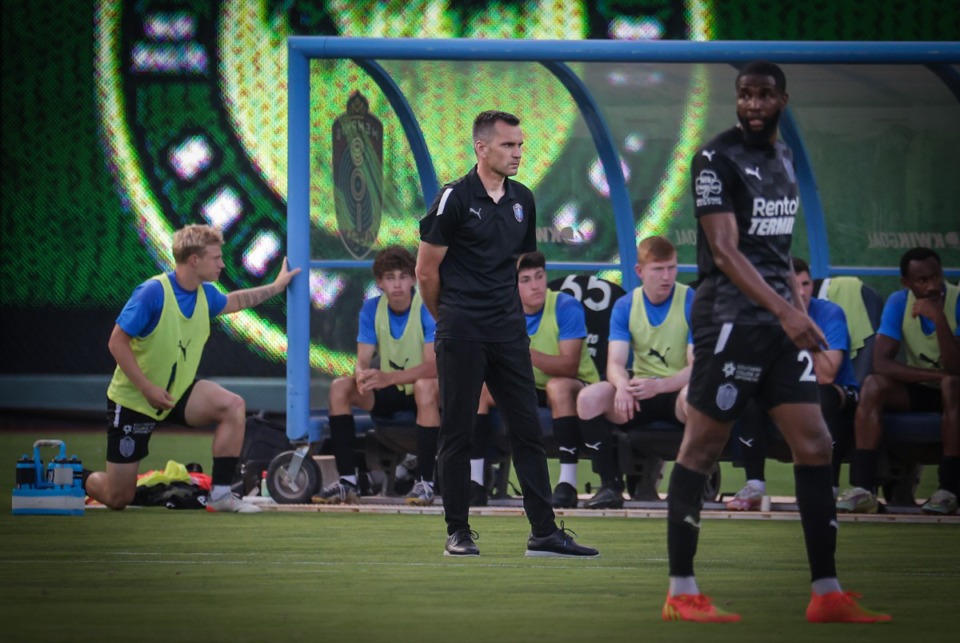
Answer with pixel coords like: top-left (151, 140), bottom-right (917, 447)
top-left (662, 593), bottom-right (741, 623)
top-left (806, 591), bottom-right (892, 623)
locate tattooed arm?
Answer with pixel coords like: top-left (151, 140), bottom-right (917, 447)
top-left (220, 257), bottom-right (301, 315)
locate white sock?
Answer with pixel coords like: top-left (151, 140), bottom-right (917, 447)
top-left (210, 485), bottom-right (231, 501)
top-left (746, 479), bottom-right (766, 494)
top-left (342, 474), bottom-right (358, 485)
top-left (558, 463), bottom-right (578, 487)
top-left (470, 459), bottom-right (485, 485)
top-left (669, 576), bottom-right (700, 597)
top-left (811, 577), bottom-right (842, 595)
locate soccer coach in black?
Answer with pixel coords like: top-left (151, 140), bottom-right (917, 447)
top-left (417, 110), bottom-right (598, 559)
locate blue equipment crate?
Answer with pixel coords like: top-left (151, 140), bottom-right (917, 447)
top-left (12, 439), bottom-right (85, 516)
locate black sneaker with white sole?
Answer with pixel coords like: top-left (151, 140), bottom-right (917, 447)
top-left (526, 522), bottom-right (599, 558)
top-left (444, 529), bottom-right (480, 557)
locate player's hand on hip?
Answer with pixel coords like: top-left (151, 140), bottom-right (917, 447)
top-left (144, 384), bottom-right (175, 410)
top-left (780, 308), bottom-right (827, 352)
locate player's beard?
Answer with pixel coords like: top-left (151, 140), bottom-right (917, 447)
top-left (738, 108), bottom-right (782, 147)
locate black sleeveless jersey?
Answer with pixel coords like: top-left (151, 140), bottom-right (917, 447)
top-left (690, 126), bottom-right (799, 325)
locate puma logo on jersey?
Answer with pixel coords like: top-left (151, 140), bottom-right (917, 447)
top-left (701, 149), bottom-right (715, 161)
top-left (648, 346), bottom-right (670, 367)
top-left (388, 358), bottom-right (409, 371)
top-left (745, 166), bottom-right (761, 180)
top-left (469, 207), bottom-right (482, 218)
top-left (584, 441), bottom-right (602, 451)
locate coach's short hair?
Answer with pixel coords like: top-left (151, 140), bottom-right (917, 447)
top-left (372, 245), bottom-right (416, 280)
top-left (173, 224), bottom-right (224, 264)
top-left (900, 247), bottom-right (941, 277)
top-left (518, 251), bottom-right (546, 273)
top-left (637, 235), bottom-right (677, 265)
top-left (473, 110), bottom-right (521, 143)
top-left (737, 60), bottom-right (787, 93)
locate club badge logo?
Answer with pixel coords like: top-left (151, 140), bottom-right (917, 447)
top-left (716, 382), bottom-right (738, 411)
top-left (513, 203), bottom-right (524, 222)
top-left (333, 92), bottom-right (383, 259)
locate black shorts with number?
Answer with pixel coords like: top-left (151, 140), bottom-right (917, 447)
top-left (105, 381), bottom-right (196, 463)
top-left (370, 385), bottom-right (417, 418)
top-left (687, 322), bottom-right (819, 422)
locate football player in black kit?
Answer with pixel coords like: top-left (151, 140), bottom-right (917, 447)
top-left (416, 110), bottom-right (598, 559)
top-left (661, 62), bottom-right (891, 623)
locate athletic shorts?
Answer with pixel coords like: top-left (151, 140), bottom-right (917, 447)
top-left (687, 322), bottom-right (819, 422)
top-left (620, 390), bottom-right (682, 428)
top-left (370, 384), bottom-right (417, 418)
top-left (105, 381), bottom-right (196, 463)
top-left (904, 382), bottom-right (943, 413)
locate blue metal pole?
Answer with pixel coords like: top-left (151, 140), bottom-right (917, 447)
top-left (778, 107), bottom-right (830, 279)
top-left (541, 61), bottom-right (638, 289)
top-left (353, 59), bottom-right (439, 207)
top-left (289, 37), bottom-right (960, 64)
top-left (286, 45), bottom-right (311, 442)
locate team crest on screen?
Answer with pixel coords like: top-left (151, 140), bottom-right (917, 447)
top-left (513, 203), bottom-right (524, 222)
top-left (716, 383), bottom-right (738, 411)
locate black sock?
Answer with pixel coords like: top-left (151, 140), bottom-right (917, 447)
top-left (416, 424), bottom-right (438, 482)
top-left (849, 449), bottom-right (879, 492)
top-left (212, 457), bottom-right (239, 487)
top-left (552, 416), bottom-right (580, 465)
top-left (819, 384), bottom-right (848, 487)
top-left (581, 416), bottom-right (620, 487)
top-left (794, 464), bottom-right (838, 581)
top-left (329, 414), bottom-right (357, 478)
top-left (471, 414), bottom-right (492, 460)
top-left (667, 463), bottom-right (706, 577)
top-left (939, 456), bottom-right (960, 495)
top-left (740, 402), bottom-right (767, 481)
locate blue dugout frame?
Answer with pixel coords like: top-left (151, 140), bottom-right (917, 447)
top-left (287, 38), bottom-right (960, 439)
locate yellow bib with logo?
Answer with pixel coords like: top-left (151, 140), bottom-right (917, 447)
top-left (903, 282), bottom-right (959, 388)
top-left (628, 283), bottom-right (690, 378)
top-left (529, 291), bottom-right (600, 389)
top-left (107, 274), bottom-right (209, 419)
top-left (375, 292), bottom-right (425, 395)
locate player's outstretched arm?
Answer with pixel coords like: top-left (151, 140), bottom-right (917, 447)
top-left (221, 257), bottom-right (301, 315)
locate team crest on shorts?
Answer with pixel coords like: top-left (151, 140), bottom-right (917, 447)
top-left (119, 435), bottom-right (136, 458)
top-left (716, 383), bottom-right (738, 411)
top-left (513, 203), bottom-right (524, 222)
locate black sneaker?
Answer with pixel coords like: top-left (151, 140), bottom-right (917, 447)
top-left (469, 481), bottom-right (488, 507)
top-left (526, 521), bottom-right (599, 558)
top-left (551, 482), bottom-right (579, 508)
top-left (583, 483), bottom-right (623, 509)
top-left (444, 529), bottom-right (480, 557)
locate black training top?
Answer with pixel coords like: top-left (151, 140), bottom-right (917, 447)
top-left (419, 165), bottom-right (537, 341)
top-left (690, 126), bottom-right (799, 325)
